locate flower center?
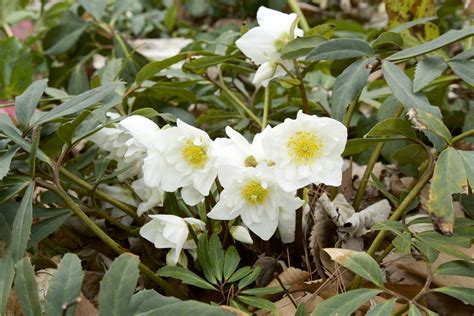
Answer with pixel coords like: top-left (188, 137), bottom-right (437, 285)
top-left (287, 130), bottom-right (323, 165)
top-left (241, 180), bottom-right (268, 205)
top-left (182, 140), bottom-right (208, 169)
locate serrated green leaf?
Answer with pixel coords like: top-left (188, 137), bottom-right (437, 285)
top-left (387, 26), bottom-right (474, 61)
top-left (331, 57), bottom-right (375, 122)
top-left (366, 118), bottom-right (416, 138)
top-left (45, 254), bottom-right (84, 316)
top-left (366, 298), bottom-right (396, 316)
top-left (0, 145), bottom-right (19, 180)
top-left (227, 266), bottom-right (253, 283)
top-left (281, 35), bottom-right (326, 59)
top-left (324, 248), bottom-right (384, 286)
top-left (98, 253), bottom-right (140, 316)
top-left (158, 266), bottom-right (217, 291)
top-left (129, 289), bottom-right (180, 314)
top-left (448, 60), bottom-right (474, 86)
top-left (382, 61), bottom-right (441, 117)
top-left (434, 287), bottom-right (474, 305)
top-left (428, 147), bottom-right (468, 234)
top-left (0, 256), bottom-right (14, 315)
top-left (413, 56), bottom-right (447, 92)
top-left (32, 83), bottom-right (121, 126)
top-left (392, 231), bottom-right (412, 254)
top-left (237, 295), bottom-right (277, 314)
top-left (15, 79), bottom-right (48, 130)
top-left (197, 233), bottom-right (217, 284)
top-left (311, 289), bottom-right (381, 316)
top-left (29, 211), bottom-right (71, 246)
top-left (307, 38), bottom-right (374, 61)
top-left (68, 64), bottom-right (89, 95)
top-left (238, 267), bottom-right (261, 289)
top-left (6, 183), bottom-right (33, 261)
top-left (223, 246), bottom-right (240, 281)
top-left (58, 110), bottom-right (91, 145)
top-left (434, 260), bottom-right (474, 277)
top-left (136, 53), bottom-right (188, 84)
top-left (343, 137), bottom-right (405, 156)
top-left (408, 109), bottom-right (452, 144)
top-left (14, 257), bottom-right (42, 316)
top-left (371, 32), bottom-right (403, 50)
top-left (208, 234), bottom-right (224, 282)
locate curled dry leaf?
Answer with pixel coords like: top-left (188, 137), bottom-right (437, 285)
top-left (267, 267), bottom-right (311, 290)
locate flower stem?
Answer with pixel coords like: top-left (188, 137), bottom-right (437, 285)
top-left (59, 167), bottom-right (139, 220)
top-left (36, 178), bottom-right (185, 298)
top-left (262, 85), bottom-right (271, 131)
top-left (452, 129), bottom-right (474, 144)
top-left (293, 61), bottom-right (309, 114)
top-left (342, 94), bottom-right (360, 127)
top-left (353, 104), bottom-right (404, 211)
top-left (287, 0), bottom-right (310, 32)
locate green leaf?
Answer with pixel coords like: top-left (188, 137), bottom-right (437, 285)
top-left (371, 32), bottom-right (403, 50)
top-left (0, 145), bottom-right (19, 180)
top-left (366, 298), bottom-right (396, 316)
top-left (307, 38), bottom-right (374, 61)
top-left (29, 211), bottom-right (71, 246)
top-left (387, 26), bottom-right (474, 61)
top-left (392, 231), bottom-right (412, 254)
top-left (413, 56), bottom-right (447, 92)
top-left (15, 79), bottom-right (48, 130)
top-left (223, 246), bottom-right (240, 281)
top-left (240, 286), bottom-right (283, 296)
top-left (391, 143), bottom-right (427, 166)
top-left (237, 295), bottom-right (277, 314)
top-left (57, 110), bottom-right (91, 145)
top-left (32, 83), bottom-right (121, 126)
top-left (208, 234), bottom-right (224, 282)
top-left (227, 266), bottom-right (253, 283)
top-left (45, 254), bottom-right (84, 316)
top-left (158, 266), bottom-right (217, 291)
top-left (408, 109), bottom-right (452, 144)
top-left (78, 0), bottom-right (106, 20)
top-left (197, 233), bottom-right (217, 284)
top-left (311, 289), bottom-right (381, 316)
top-left (433, 287), bottom-right (474, 305)
top-left (238, 267), bottom-right (261, 289)
top-left (459, 151), bottom-right (474, 188)
top-left (366, 118), bottom-right (416, 138)
top-left (391, 16), bottom-right (438, 33)
top-left (6, 183), bottom-right (33, 261)
top-left (129, 289), bottom-right (180, 314)
top-left (448, 60), bottom-right (474, 86)
top-left (428, 147), bottom-right (468, 234)
top-left (331, 57), bottom-right (375, 122)
top-left (98, 253), bottom-right (140, 316)
top-left (14, 257), bottom-right (42, 316)
top-left (382, 61), bottom-right (441, 117)
top-left (434, 260), bottom-right (474, 277)
top-left (407, 304), bottom-right (422, 316)
top-left (68, 64), bottom-right (89, 95)
top-left (281, 35), bottom-right (326, 59)
top-left (451, 48), bottom-right (474, 61)
top-left (343, 137), bottom-right (405, 156)
top-left (44, 19), bottom-right (89, 56)
top-left (184, 55), bottom-right (238, 74)
top-left (307, 23), bottom-right (335, 38)
top-left (0, 256), bottom-right (14, 315)
top-left (135, 300), bottom-right (233, 315)
top-left (324, 248), bottom-right (384, 287)
top-left (136, 53), bottom-right (188, 84)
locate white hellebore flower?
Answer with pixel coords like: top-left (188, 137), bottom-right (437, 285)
top-left (139, 215), bottom-right (205, 265)
top-left (235, 6), bottom-right (303, 87)
top-left (207, 164), bottom-right (303, 241)
top-left (229, 225), bottom-right (253, 244)
top-left (143, 119), bottom-right (218, 206)
top-left (89, 115), bottom-right (161, 180)
top-left (131, 178), bottom-right (165, 216)
top-left (262, 111), bottom-right (347, 191)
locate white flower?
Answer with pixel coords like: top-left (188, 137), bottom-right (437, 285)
top-left (89, 115), bottom-right (161, 180)
top-left (143, 120), bottom-right (218, 206)
top-left (131, 178), bottom-right (165, 216)
top-left (261, 111), bottom-right (347, 191)
top-left (207, 164), bottom-right (303, 240)
top-left (229, 225), bottom-right (253, 244)
top-left (139, 215), bottom-right (205, 265)
top-left (99, 184), bottom-right (137, 226)
top-left (235, 6), bottom-right (303, 86)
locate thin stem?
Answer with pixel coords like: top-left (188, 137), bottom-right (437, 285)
top-left (342, 95), bottom-right (360, 127)
top-left (353, 104), bottom-right (404, 211)
top-left (274, 272), bottom-right (298, 308)
top-left (452, 129), bottom-right (474, 144)
top-left (59, 167), bottom-right (139, 220)
top-left (293, 61), bottom-right (309, 113)
top-left (36, 178), bottom-right (185, 298)
top-left (262, 85), bottom-right (271, 131)
top-left (287, 0), bottom-right (310, 32)
top-left (2, 22), bottom-right (13, 37)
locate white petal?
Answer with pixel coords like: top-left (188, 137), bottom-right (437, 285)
top-left (243, 209), bottom-right (279, 241)
top-left (207, 198), bottom-right (239, 220)
top-left (236, 27), bottom-right (280, 64)
top-left (253, 62), bottom-right (276, 87)
top-left (181, 185), bottom-right (204, 206)
top-left (230, 225), bottom-right (253, 244)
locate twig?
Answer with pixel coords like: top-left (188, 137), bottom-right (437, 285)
top-left (274, 272), bottom-right (298, 308)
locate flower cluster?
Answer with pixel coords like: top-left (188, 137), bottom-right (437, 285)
top-left (90, 111), bottom-right (347, 262)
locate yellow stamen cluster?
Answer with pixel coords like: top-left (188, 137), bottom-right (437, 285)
top-left (182, 140), bottom-right (208, 169)
top-left (287, 130), bottom-right (322, 165)
top-left (241, 180), bottom-right (268, 205)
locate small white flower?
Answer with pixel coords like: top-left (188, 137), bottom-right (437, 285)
top-left (207, 164), bottom-right (303, 240)
top-left (143, 119), bottom-right (218, 206)
top-left (229, 225), bottom-right (253, 244)
top-left (139, 215), bottom-right (205, 265)
top-left (235, 6), bottom-right (303, 86)
top-left (131, 178), bottom-right (165, 216)
top-left (261, 111), bottom-right (347, 191)
top-left (89, 115), bottom-right (161, 180)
